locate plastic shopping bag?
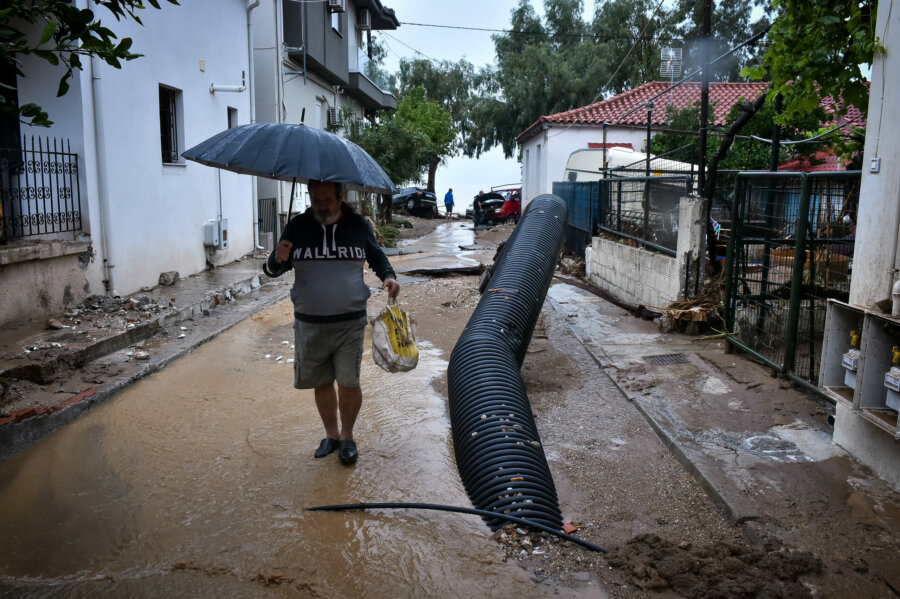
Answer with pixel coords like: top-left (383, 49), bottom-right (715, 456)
top-left (371, 300), bottom-right (419, 372)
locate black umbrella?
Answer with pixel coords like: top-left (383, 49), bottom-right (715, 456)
top-left (182, 122), bottom-right (396, 195)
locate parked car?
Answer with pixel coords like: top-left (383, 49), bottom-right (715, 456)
top-left (466, 188), bottom-right (522, 224)
top-left (392, 187), bottom-right (439, 218)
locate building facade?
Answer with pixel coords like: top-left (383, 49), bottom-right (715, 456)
top-left (1, 0), bottom-right (255, 325)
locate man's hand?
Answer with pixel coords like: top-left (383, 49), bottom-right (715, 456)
top-left (381, 278), bottom-right (400, 299)
top-left (275, 240), bottom-right (293, 263)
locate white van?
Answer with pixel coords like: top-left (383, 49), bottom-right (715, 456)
top-left (563, 147), bottom-right (695, 183)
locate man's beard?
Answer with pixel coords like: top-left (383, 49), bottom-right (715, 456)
top-left (313, 206), bottom-right (340, 225)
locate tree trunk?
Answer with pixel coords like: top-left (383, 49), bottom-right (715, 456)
top-left (427, 158), bottom-right (438, 192)
top-left (702, 87), bottom-right (769, 275)
top-left (378, 193), bottom-right (392, 224)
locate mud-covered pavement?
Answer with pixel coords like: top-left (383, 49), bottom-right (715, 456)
top-left (1, 220), bottom-right (898, 598)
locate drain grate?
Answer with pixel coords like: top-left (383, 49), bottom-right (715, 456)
top-left (643, 353), bottom-right (689, 366)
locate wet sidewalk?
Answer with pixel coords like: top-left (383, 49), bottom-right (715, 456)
top-left (545, 280), bottom-right (900, 593)
top-left (0, 255), bottom-right (291, 461)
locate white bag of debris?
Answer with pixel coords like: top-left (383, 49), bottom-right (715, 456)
top-left (371, 300), bottom-right (418, 372)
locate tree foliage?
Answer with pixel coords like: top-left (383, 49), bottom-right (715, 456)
top-left (474, 0), bottom-right (766, 158)
top-left (344, 87), bottom-right (453, 189)
top-left (650, 95), bottom-right (824, 171)
top-left (742, 0), bottom-right (879, 123)
top-left (0, 0), bottom-right (178, 126)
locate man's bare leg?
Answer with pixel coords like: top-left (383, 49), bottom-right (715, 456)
top-left (314, 383), bottom-right (340, 440)
top-left (337, 384), bottom-right (362, 440)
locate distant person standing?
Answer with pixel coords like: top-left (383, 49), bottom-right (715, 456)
top-left (473, 191), bottom-right (485, 235)
top-left (444, 188), bottom-right (454, 220)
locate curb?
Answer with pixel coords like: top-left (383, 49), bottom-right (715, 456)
top-left (0, 278), bottom-right (289, 463)
top-left (546, 289), bottom-right (752, 526)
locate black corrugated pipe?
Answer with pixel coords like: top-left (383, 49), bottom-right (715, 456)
top-left (447, 194), bottom-right (568, 532)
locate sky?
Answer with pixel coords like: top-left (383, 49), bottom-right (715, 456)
top-left (376, 1), bottom-right (594, 212)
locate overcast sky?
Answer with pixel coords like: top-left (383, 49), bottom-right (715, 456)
top-left (376, 1), bottom-right (595, 210)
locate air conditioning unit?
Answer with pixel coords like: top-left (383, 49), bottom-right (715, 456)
top-left (329, 107), bottom-right (341, 126)
top-left (357, 8), bottom-right (371, 30)
top-left (327, 0), bottom-right (345, 13)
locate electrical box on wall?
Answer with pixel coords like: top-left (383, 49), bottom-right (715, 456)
top-left (203, 220), bottom-right (220, 247)
top-left (203, 219), bottom-right (229, 250)
top-left (218, 219), bottom-right (229, 250)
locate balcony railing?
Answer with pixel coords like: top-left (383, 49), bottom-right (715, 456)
top-left (0, 136), bottom-right (82, 243)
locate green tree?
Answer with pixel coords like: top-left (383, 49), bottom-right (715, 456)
top-left (396, 57), bottom-right (485, 189)
top-left (673, 0), bottom-right (769, 82)
top-left (345, 87), bottom-right (453, 221)
top-left (1, 0), bottom-right (178, 127)
top-left (743, 0), bottom-right (879, 124)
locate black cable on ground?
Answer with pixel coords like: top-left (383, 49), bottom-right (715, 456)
top-left (305, 502), bottom-right (607, 553)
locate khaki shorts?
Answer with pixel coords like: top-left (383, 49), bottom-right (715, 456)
top-left (293, 317), bottom-right (367, 389)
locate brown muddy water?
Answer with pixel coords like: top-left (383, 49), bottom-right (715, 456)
top-left (0, 302), bottom-right (603, 598)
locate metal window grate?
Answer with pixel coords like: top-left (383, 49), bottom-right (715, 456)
top-left (643, 353), bottom-right (689, 365)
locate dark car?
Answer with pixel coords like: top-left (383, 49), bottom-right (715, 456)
top-left (392, 187), bottom-right (439, 218)
top-left (466, 188), bottom-right (522, 225)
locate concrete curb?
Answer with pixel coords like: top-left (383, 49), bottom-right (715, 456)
top-left (0, 278), bottom-right (289, 463)
top-left (546, 291), bottom-right (751, 526)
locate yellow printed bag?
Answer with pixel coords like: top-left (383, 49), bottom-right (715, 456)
top-left (371, 300), bottom-right (419, 372)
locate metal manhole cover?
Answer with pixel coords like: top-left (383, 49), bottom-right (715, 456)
top-left (643, 353), bottom-right (689, 366)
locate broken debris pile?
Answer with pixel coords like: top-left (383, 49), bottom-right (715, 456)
top-left (656, 274), bottom-right (725, 333)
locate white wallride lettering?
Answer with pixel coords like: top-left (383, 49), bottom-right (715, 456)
top-left (292, 245), bottom-right (366, 260)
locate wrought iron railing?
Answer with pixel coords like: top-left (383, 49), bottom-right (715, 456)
top-left (0, 136), bottom-right (81, 242)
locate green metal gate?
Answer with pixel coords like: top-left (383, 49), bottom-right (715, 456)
top-left (724, 171), bottom-right (860, 390)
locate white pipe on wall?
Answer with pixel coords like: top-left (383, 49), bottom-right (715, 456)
top-left (247, 0), bottom-right (261, 248)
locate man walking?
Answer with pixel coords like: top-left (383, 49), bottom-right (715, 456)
top-left (267, 180), bottom-right (400, 465)
top-left (444, 188), bottom-right (454, 220)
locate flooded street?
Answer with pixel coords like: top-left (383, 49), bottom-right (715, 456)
top-left (0, 298), bottom-right (597, 598)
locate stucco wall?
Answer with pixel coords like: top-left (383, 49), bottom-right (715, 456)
top-left (587, 196), bottom-right (704, 307)
top-left (86, 0), bottom-right (254, 296)
top-left (0, 242), bottom-right (93, 326)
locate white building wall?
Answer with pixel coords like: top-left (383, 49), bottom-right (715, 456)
top-left (89, 0), bottom-right (253, 295)
top-left (520, 124), bottom-right (649, 206)
top-left (849, 0), bottom-right (900, 308)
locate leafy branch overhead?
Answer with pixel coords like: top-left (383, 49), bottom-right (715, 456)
top-left (742, 0), bottom-right (880, 123)
top-left (0, 0), bottom-right (179, 126)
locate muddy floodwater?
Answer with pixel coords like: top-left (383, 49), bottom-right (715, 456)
top-left (0, 302), bottom-right (601, 598)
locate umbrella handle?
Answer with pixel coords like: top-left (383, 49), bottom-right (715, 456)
top-left (286, 178), bottom-right (296, 224)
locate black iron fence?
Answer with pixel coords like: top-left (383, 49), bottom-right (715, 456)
top-left (724, 171), bottom-right (860, 389)
top-left (553, 175), bottom-right (692, 257)
top-left (0, 136), bottom-right (81, 243)
top-left (257, 196), bottom-right (277, 251)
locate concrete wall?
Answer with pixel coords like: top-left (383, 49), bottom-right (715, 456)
top-left (587, 196), bottom-right (704, 307)
top-left (520, 124), bottom-right (650, 207)
top-left (0, 242), bottom-right (93, 327)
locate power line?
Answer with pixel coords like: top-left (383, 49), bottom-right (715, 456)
top-left (382, 31), bottom-right (440, 64)
top-left (399, 20), bottom-right (682, 43)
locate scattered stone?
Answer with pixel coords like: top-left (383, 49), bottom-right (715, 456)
top-left (133, 350), bottom-right (150, 360)
top-left (563, 522), bottom-right (579, 534)
top-left (158, 271), bottom-right (180, 286)
top-left (47, 318), bottom-right (66, 330)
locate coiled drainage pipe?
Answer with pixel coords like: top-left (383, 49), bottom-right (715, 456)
top-left (447, 194), bottom-right (568, 533)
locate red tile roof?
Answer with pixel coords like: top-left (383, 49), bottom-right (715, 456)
top-left (517, 81), bottom-right (771, 142)
top-left (778, 150), bottom-right (850, 172)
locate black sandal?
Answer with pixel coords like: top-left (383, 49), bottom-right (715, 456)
top-left (314, 437), bottom-right (340, 458)
top-left (338, 439), bottom-right (358, 465)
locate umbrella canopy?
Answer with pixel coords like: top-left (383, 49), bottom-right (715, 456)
top-left (182, 122), bottom-right (396, 194)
